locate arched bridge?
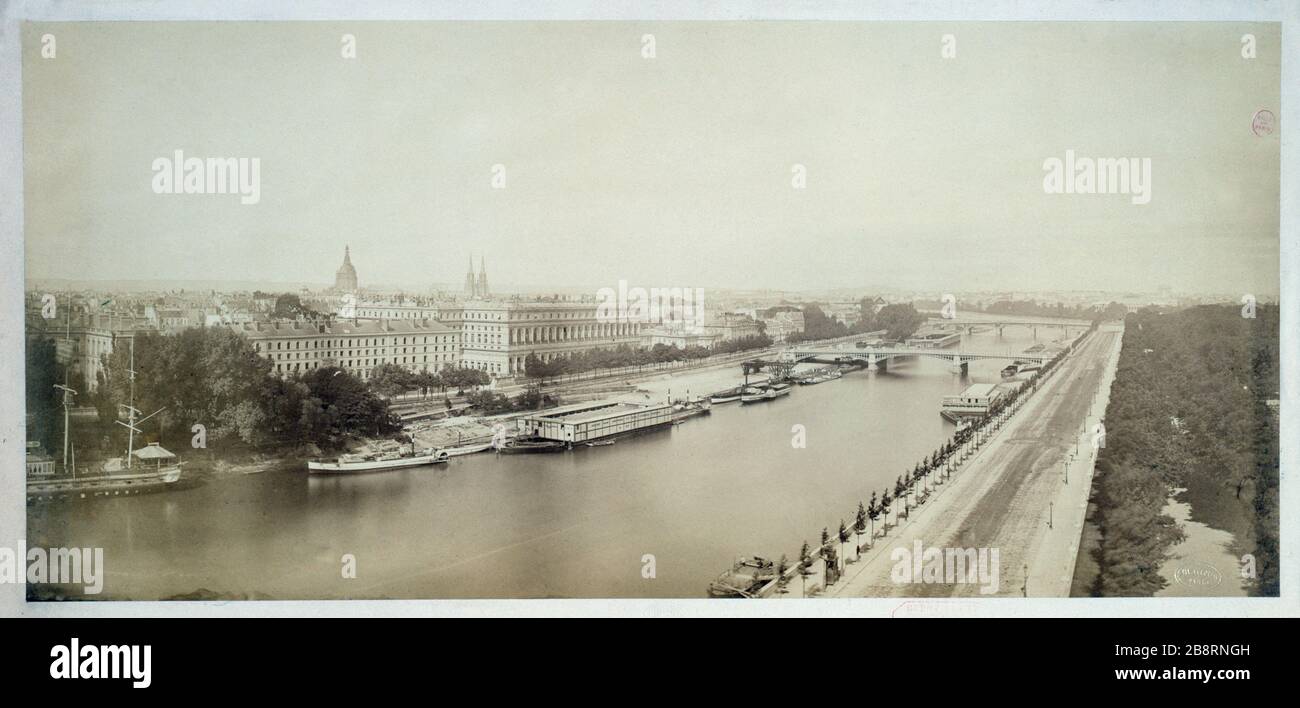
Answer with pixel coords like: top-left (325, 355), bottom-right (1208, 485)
top-left (778, 345), bottom-right (1055, 373)
top-left (924, 318), bottom-right (1092, 337)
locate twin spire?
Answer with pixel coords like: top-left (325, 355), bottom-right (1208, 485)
top-left (465, 254), bottom-right (490, 299)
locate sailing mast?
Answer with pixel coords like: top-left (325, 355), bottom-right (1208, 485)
top-left (127, 337), bottom-right (136, 467)
top-left (114, 336), bottom-right (166, 470)
top-left (53, 383), bottom-right (77, 478)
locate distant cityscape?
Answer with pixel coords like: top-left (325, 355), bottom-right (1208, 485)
top-left (25, 243), bottom-right (1256, 395)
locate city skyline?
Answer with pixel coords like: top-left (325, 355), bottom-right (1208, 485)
top-left (23, 22), bottom-right (1280, 297)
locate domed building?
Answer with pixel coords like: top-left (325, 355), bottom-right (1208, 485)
top-left (333, 246), bottom-right (358, 292)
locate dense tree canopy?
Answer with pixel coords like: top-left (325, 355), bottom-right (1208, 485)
top-left (87, 328), bottom-right (398, 453)
top-left (1089, 304), bottom-right (1279, 596)
top-left (272, 294), bottom-right (327, 320)
top-left (523, 334), bottom-right (773, 380)
top-left (784, 302), bottom-right (927, 343)
top-left (25, 337), bottom-right (65, 453)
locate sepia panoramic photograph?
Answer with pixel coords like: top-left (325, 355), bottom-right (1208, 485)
top-left (17, 18), bottom-right (1281, 605)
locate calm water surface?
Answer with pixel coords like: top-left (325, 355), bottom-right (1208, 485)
top-left (30, 328), bottom-right (1062, 599)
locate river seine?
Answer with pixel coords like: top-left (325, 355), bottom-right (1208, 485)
top-left (29, 326), bottom-right (1062, 599)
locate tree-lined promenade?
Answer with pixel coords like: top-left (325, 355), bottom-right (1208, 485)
top-left (761, 324), bottom-right (1094, 598)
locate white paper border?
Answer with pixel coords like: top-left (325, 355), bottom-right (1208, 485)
top-left (0, 0), bottom-right (1294, 619)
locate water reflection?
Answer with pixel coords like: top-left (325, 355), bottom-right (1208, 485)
top-left (31, 328), bottom-right (1087, 599)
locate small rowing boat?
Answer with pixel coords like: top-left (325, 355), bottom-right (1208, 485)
top-left (443, 442), bottom-right (494, 457)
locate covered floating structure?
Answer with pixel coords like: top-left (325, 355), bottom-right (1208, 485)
top-left (941, 383), bottom-right (1005, 422)
top-left (514, 400), bottom-right (675, 444)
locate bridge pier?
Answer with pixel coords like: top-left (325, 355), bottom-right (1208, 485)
top-left (949, 357), bottom-right (968, 374)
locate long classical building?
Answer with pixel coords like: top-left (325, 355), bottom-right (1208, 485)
top-left (352, 300), bottom-right (443, 320)
top-left (438, 300), bottom-right (644, 377)
top-left (229, 318), bottom-right (459, 380)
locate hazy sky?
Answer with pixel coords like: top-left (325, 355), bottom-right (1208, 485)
top-left (23, 21), bottom-right (1280, 296)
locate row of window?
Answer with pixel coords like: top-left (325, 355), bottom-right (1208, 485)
top-left (273, 360), bottom-right (452, 377)
top-left (255, 335), bottom-right (456, 351)
top-left (270, 351), bottom-right (456, 363)
top-left (461, 310), bottom-right (607, 322)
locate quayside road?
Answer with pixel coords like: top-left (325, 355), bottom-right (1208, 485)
top-left (824, 323), bottom-right (1122, 599)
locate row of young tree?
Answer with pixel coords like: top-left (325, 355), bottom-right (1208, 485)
top-left (767, 334), bottom-right (1080, 596)
top-left (1087, 305), bottom-right (1279, 596)
top-left (523, 335), bottom-right (774, 380)
top-left (365, 362), bottom-right (491, 399)
top-left (461, 386), bottom-right (562, 416)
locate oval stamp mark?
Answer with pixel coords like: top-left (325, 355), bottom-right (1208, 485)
top-left (1251, 109), bottom-right (1276, 137)
top-left (1173, 561), bottom-right (1223, 588)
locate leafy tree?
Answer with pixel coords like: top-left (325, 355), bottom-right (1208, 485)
top-left (775, 555), bottom-right (791, 596)
top-left (838, 520), bottom-right (850, 568)
top-left (860, 303), bottom-right (928, 341)
top-left (272, 293), bottom-right (325, 320)
top-left (440, 366), bottom-right (491, 392)
top-left (25, 337), bottom-right (64, 453)
top-left (785, 305), bottom-right (848, 344)
top-left (369, 363), bottom-right (415, 398)
top-left (798, 541), bottom-right (814, 597)
top-left (824, 544), bottom-right (839, 585)
top-left (854, 502), bottom-right (868, 559)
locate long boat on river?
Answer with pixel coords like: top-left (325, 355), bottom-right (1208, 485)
top-left (497, 438), bottom-right (570, 454)
top-left (741, 382), bottom-right (792, 403)
top-left (307, 447), bottom-right (450, 474)
top-left (709, 386), bottom-right (745, 404)
top-left (443, 441), bottom-right (495, 457)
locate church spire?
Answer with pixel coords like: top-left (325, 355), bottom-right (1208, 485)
top-left (464, 253), bottom-right (478, 298)
top-left (333, 245), bottom-right (358, 292)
